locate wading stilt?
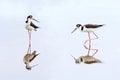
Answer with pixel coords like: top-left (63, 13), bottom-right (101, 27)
top-left (71, 24), bottom-right (104, 56)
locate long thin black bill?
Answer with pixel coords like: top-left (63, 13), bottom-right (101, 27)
top-left (71, 28), bottom-right (77, 33)
top-left (33, 18), bottom-right (39, 22)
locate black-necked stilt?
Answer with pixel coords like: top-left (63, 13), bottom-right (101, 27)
top-left (71, 55), bottom-right (101, 64)
top-left (25, 15), bottom-right (39, 31)
top-left (25, 15), bottom-right (39, 54)
top-left (71, 24), bottom-right (104, 56)
top-left (23, 50), bottom-right (39, 70)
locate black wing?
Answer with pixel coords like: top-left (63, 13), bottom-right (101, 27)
top-left (85, 24), bottom-right (104, 28)
top-left (30, 22), bottom-right (39, 29)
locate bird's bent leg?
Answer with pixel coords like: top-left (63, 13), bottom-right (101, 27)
top-left (83, 32), bottom-right (99, 56)
top-left (83, 32), bottom-right (91, 56)
top-left (83, 39), bottom-right (89, 50)
top-left (88, 32), bottom-right (91, 55)
top-left (91, 32), bottom-right (99, 40)
top-left (91, 32), bottom-right (99, 56)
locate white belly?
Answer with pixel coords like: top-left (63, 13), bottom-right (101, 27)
top-left (25, 25), bottom-right (34, 31)
top-left (84, 28), bottom-right (96, 32)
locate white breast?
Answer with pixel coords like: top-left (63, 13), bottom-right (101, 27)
top-left (79, 27), bottom-right (97, 32)
top-left (25, 19), bottom-right (34, 31)
top-left (25, 24), bottom-right (34, 31)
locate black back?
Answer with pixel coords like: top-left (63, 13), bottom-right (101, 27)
top-left (85, 24), bottom-right (104, 28)
top-left (30, 22), bottom-right (39, 29)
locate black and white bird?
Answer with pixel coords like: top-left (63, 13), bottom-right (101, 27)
top-left (25, 15), bottom-right (39, 54)
top-left (25, 15), bottom-right (39, 42)
top-left (71, 24), bottom-right (104, 56)
top-left (71, 24), bottom-right (104, 33)
top-left (23, 50), bottom-right (39, 70)
top-left (25, 15), bottom-right (39, 31)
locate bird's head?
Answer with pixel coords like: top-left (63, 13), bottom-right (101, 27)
top-left (27, 15), bottom-right (33, 19)
top-left (76, 24), bottom-right (82, 28)
top-left (27, 15), bottom-right (39, 22)
top-left (71, 24), bottom-right (82, 33)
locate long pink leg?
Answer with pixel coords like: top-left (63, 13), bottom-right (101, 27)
top-left (91, 32), bottom-right (99, 56)
top-left (88, 32), bottom-right (91, 55)
top-left (83, 32), bottom-right (99, 56)
top-left (27, 31), bottom-right (30, 54)
top-left (83, 32), bottom-right (91, 56)
top-left (27, 30), bottom-right (31, 54)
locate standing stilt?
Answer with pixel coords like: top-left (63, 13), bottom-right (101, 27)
top-left (25, 15), bottom-right (39, 54)
top-left (71, 24), bottom-right (104, 56)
